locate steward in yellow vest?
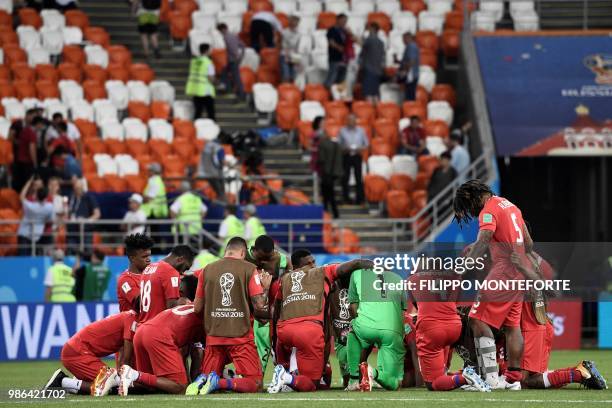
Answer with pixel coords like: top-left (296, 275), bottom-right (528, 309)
top-left (44, 249), bottom-right (76, 303)
top-left (186, 43), bottom-right (216, 120)
top-left (170, 181), bottom-right (208, 236)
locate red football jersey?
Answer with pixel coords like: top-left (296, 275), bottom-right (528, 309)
top-left (138, 260), bottom-right (181, 324)
top-left (141, 304), bottom-right (204, 348)
top-left (408, 271), bottom-right (461, 326)
top-left (117, 270), bottom-right (142, 312)
top-left (72, 311), bottom-right (137, 356)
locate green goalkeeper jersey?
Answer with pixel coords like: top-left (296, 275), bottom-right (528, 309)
top-left (348, 268), bottom-right (406, 334)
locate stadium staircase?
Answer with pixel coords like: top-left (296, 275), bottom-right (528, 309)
top-left (538, 0), bottom-right (612, 29)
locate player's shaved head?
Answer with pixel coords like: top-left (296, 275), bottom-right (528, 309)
top-left (291, 249), bottom-right (315, 269)
top-left (166, 245), bottom-right (198, 274)
top-left (453, 179), bottom-right (493, 226)
top-left (226, 236), bottom-right (248, 253)
top-left (180, 275), bottom-right (198, 301)
top-left (124, 233), bottom-right (154, 273)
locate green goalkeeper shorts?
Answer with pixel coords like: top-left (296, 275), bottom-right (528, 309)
top-left (254, 320), bottom-right (271, 374)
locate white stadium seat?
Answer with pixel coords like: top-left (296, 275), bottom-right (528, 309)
top-left (93, 99), bottom-right (119, 126)
top-left (189, 29), bottom-right (215, 56)
top-left (17, 26), bottom-right (40, 50)
top-left (0, 117), bottom-right (10, 139)
top-left (376, 0), bottom-right (400, 15)
top-left (22, 98), bottom-right (42, 112)
top-left (510, 1), bottom-right (535, 18)
top-left (427, 100), bottom-right (453, 125)
top-left (418, 11), bottom-right (445, 35)
top-left (346, 14), bottom-right (367, 38)
top-left (96, 158), bottom-right (118, 177)
top-left (379, 83), bottom-right (403, 105)
top-left (224, 0), bottom-right (248, 14)
top-left (195, 118), bottom-right (221, 141)
top-left (0, 49), bottom-right (3, 65)
top-left (418, 65), bottom-right (436, 93)
top-left (117, 157), bottom-right (140, 176)
top-left (62, 26), bottom-right (83, 45)
top-left (426, 136), bottom-right (447, 157)
top-left (70, 101), bottom-right (94, 122)
top-left (240, 47), bottom-right (260, 71)
top-left (41, 9), bottom-right (65, 29)
top-left (398, 117), bottom-right (411, 132)
top-left (351, 0), bottom-right (375, 15)
top-left (40, 27), bottom-right (64, 55)
top-left (471, 11), bottom-right (496, 32)
top-left (2, 98), bottom-right (25, 122)
top-left (391, 154), bottom-right (417, 179)
top-left (192, 11), bottom-right (217, 31)
top-left (427, 0), bottom-right (452, 15)
top-left (149, 80), bottom-right (176, 104)
top-left (123, 118), bottom-right (148, 141)
top-left (0, 0), bottom-right (13, 13)
top-left (392, 12), bottom-right (417, 35)
top-left (480, 0), bottom-right (504, 22)
top-left (148, 119), bottom-right (174, 143)
top-left (216, 12), bottom-right (242, 34)
top-left (60, 80), bottom-right (84, 106)
top-left (368, 155), bottom-right (393, 179)
top-left (312, 30), bottom-right (328, 51)
top-left (28, 47), bottom-right (50, 67)
top-left (173, 100), bottom-right (195, 121)
top-left (296, 14), bottom-right (317, 33)
top-left (198, 1), bottom-right (223, 16)
top-left (43, 99), bottom-right (68, 119)
top-left (299, 100), bottom-right (325, 122)
top-left (102, 122), bottom-right (125, 141)
top-left (253, 83), bottom-right (279, 114)
top-left (275, 0), bottom-right (297, 15)
top-left (513, 10), bottom-right (539, 31)
top-left (325, 0), bottom-right (349, 13)
top-left (85, 44), bottom-right (109, 68)
top-left (105, 80), bottom-right (129, 110)
top-left (299, 0), bottom-right (323, 15)
top-left (127, 80), bottom-right (151, 104)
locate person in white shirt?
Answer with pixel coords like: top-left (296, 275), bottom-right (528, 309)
top-left (122, 194), bottom-right (147, 236)
top-left (45, 113), bottom-right (82, 158)
top-left (250, 11), bottom-right (283, 53)
top-left (280, 15), bottom-right (301, 82)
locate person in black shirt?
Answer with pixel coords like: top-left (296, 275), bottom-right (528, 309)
top-left (427, 151), bottom-right (457, 201)
top-left (67, 179), bottom-right (101, 253)
top-left (324, 14), bottom-right (349, 88)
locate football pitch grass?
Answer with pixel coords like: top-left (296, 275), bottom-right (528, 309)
top-left (0, 350), bottom-right (610, 407)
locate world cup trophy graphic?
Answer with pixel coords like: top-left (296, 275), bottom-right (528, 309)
top-left (220, 273), bottom-right (235, 306)
top-left (290, 270), bottom-right (305, 293)
top-left (338, 289), bottom-right (350, 319)
top-left (584, 54), bottom-right (612, 84)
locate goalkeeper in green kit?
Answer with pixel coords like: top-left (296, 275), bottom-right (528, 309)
top-left (346, 267), bottom-right (407, 391)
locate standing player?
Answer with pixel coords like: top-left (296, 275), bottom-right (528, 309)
top-left (408, 270), bottom-right (490, 392)
top-left (187, 237), bottom-right (272, 395)
top-left (267, 252), bottom-right (373, 393)
top-left (511, 252), bottom-right (607, 390)
top-left (43, 311), bottom-right (137, 396)
top-left (116, 276), bottom-right (204, 395)
top-left (246, 235), bottom-right (292, 374)
top-left (117, 234), bottom-right (154, 313)
top-left (138, 244), bottom-right (197, 324)
top-left (453, 180), bottom-right (531, 388)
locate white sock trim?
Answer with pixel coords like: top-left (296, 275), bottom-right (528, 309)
top-left (61, 377), bottom-right (82, 394)
top-left (543, 371), bottom-right (551, 388)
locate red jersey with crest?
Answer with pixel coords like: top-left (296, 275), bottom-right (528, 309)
top-left (117, 270), bottom-right (142, 312)
top-left (138, 261), bottom-right (181, 324)
top-left (140, 304), bottom-right (204, 347)
top-left (69, 311), bottom-right (137, 356)
top-left (408, 271), bottom-right (461, 326)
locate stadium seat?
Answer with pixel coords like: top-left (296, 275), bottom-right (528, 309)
top-left (74, 118), bottom-right (97, 138)
top-left (368, 155), bottom-right (392, 179)
top-left (418, 11), bottom-right (444, 35)
top-left (427, 100), bottom-right (453, 125)
top-left (401, 0), bottom-right (426, 15)
top-left (0, 30), bottom-right (18, 47)
top-left (389, 173), bottom-right (414, 193)
top-left (370, 140), bottom-right (395, 157)
top-left (3, 45), bottom-right (26, 65)
top-left (84, 138), bottom-right (107, 155)
top-left (150, 101), bottom-right (171, 120)
top-left (35, 64), bottom-right (58, 83)
top-left (101, 121), bottom-right (125, 140)
top-left (124, 175), bottom-right (147, 193)
top-left (376, 101), bottom-right (401, 124)
top-left (418, 66), bottom-right (436, 93)
top-left (18, 8), bottom-right (42, 29)
top-left (173, 100), bottom-right (194, 121)
top-left (513, 10), bottom-right (539, 31)
top-left (127, 80), bottom-right (151, 104)
top-left (417, 154), bottom-right (440, 177)
top-left (402, 101), bottom-right (427, 121)
top-left (129, 63), bottom-right (155, 84)
top-left (374, 118), bottom-right (399, 146)
top-left (297, 120), bottom-right (313, 149)
top-left (195, 118), bottom-right (220, 141)
top-left (149, 80), bottom-right (175, 104)
top-left (17, 26), bottom-right (40, 51)
top-left (149, 118), bottom-right (173, 143)
top-left (239, 66), bottom-right (256, 94)
top-left (40, 27), bottom-right (63, 55)
top-left (107, 65), bottom-right (129, 82)
top-left (105, 175), bottom-right (128, 192)
top-left (35, 80), bottom-right (59, 99)
top-left (83, 79), bottom-right (106, 102)
top-left (256, 66), bottom-right (279, 85)
top-left (386, 190), bottom-right (411, 218)
top-left (317, 11), bottom-right (336, 29)
top-left (277, 83), bottom-right (301, 108)
top-left (27, 47), bottom-right (51, 67)
top-left (170, 11), bottom-right (192, 41)
top-left (210, 48), bottom-right (228, 74)
top-left (426, 136), bottom-right (446, 156)
top-left (420, 49), bottom-right (438, 70)
top-left (470, 11), bottom-right (496, 31)
top-left (304, 84), bottom-right (329, 104)
top-left (123, 117), bottom-right (148, 141)
top-left (0, 81), bottom-right (14, 99)
top-left (62, 26), bottom-right (83, 45)
top-left (377, 0), bottom-right (401, 15)
top-left (367, 12), bottom-right (391, 33)
top-left (351, 100), bottom-right (376, 125)
top-left (275, 101), bottom-right (299, 131)
top-left (428, 0), bottom-right (452, 15)
top-left (441, 29), bottom-right (460, 58)
top-left (299, 100), bottom-right (325, 122)
top-left (65, 10), bottom-right (90, 30)
top-left (324, 101), bottom-right (349, 124)
top-left (445, 10), bottom-right (463, 30)
top-left (392, 12), bottom-right (417, 35)
top-left (84, 64), bottom-right (108, 84)
top-left (364, 174), bottom-right (389, 203)
top-left (148, 139), bottom-right (172, 163)
top-left (93, 99), bottom-right (118, 126)
top-left (105, 80), bottom-right (128, 110)
top-left (107, 45), bottom-right (132, 68)
top-left (172, 139), bottom-right (195, 162)
top-left (105, 139), bottom-right (127, 155)
top-left (14, 80), bottom-right (36, 99)
top-left (424, 119), bottom-right (449, 138)
top-left (62, 45), bottom-right (85, 67)
top-left (173, 119), bottom-right (196, 140)
top-left (0, 10), bottom-right (10, 26)
top-left (391, 154), bottom-right (417, 179)
top-left (84, 26), bottom-right (110, 47)
top-left (11, 62), bottom-right (35, 82)
top-left (127, 101), bottom-right (151, 123)
top-left (415, 30), bottom-right (439, 52)
top-left (324, 118), bottom-right (342, 138)
top-left (86, 176), bottom-right (108, 193)
top-left (253, 83), bottom-right (278, 113)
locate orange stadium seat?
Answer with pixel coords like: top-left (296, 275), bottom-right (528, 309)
top-left (367, 12), bottom-right (392, 33)
top-left (0, 81), bottom-right (14, 99)
top-left (124, 175), bottom-right (147, 193)
top-left (352, 101), bottom-right (376, 125)
top-left (324, 101), bottom-right (349, 124)
top-left (0, 10), bottom-right (11, 27)
top-left (402, 101), bottom-right (427, 120)
top-left (84, 64), bottom-right (108, 84)
top-left (324, 118), bottom-right (343, 138)
top-left (3, 45), bottom-right (27, 65)
top-left (194, 179), bottom-right (217, 201)
top-left (371, 140), bottom-right (395, 157)
top-left (417, 85), bottom-right (429, 106)
top-left (106, 175), bottom-right (128, 192)
top-left (81, 155), bottom-right (96, 174)
top-left (84, 138), bottom-right (107, 155)
top-left (282, 189), bottom-right (310, 205)
top-left (276, 13), bottom-right (289, 29)
top-left (0, 139), bottom-right (13, 166)
top-left (36, 64), bottom-right (59, 83)
top-left (128, 101), bottom-right (151, 122)
top-left (0, 30), bottom-right (18, 47)
top-left (374, 118), bottom-right (399, 146)
top-left (129, 63), bottom-right (155, 83)
top-left (0, 188), bottom-right (21, 213)
top-left (256, 66), bottom-right (278, 85)
top-left (65, 9), bottom-right (90, 30)
top-left (18, 8), bottom-right (42, 29)
top-left (441, 30), bottom-right (460, 58)
top-left (136, 153), bottom-right (153, 173)
top-left (172, 139), bottom-right (195, 161)
top-left (86, 176), bottom-right (108, 193)
top-left (210, 48), bottom-right (228, 74)
top-left (0, 66), bottom-right (9, 80)
top-left (11, 62), bottom-right (35, 82)
top-left (276, 101), bottom-right (299, 131)
top-left (159, 0), bottom-right (171, 22)
top-left (75, 119), bottom-right (97, 139)
top-left (424, 119), bottom-right (450, 138)
top-left (105, 140), bottom-right (127, 156)
top-left (149, 140), bottom-right (172, 162)
top-left (418, 155), bottom-right (439, 177)
top-left (260, 48), bottom-right (280, 72)
top-left (151, 101), bottom-right (171, 120)
top-left (333, 228), bottom-right (360, 254)
top-left (174, 0), bottom-right (198, 15)
top-left (239, 66), bottom-right (256, 93)
top-left (107, 45), bottom-right (132, 68)
top-left (356, 117), bottom-right (372, 140)
top-left (169, 11), bottom-right (191, 40)
top-left (414, 173), bottom-right (429, 191)
top-left (297, 120), bottom-right (313, 149)
top-left (317, 12), bottom-right (336, 29)
top-left (376, 101), bottom-right (401, 124)
top-left (420, 49), bottom-right (438, 69)
top-left (431, 83), bottom-right (457, 107)
top-left (401, 0), bottom-right (426, 15)
top-left (84, 27), bottom-right (110, 47)
top-left (83, 79), bottom-right (106, 101)
top-left (416, 31), bottom-right (439, 52)
top-left (445, 11), bottom-right (464, 30)
top-left (241, 11), bottom-right (254, 33)
top-left (14, 80), bottom-right (36, 100)
top-left (364, 174), bottom-right (389, 203)
top-left (304, 84), bottom-right (329, 104)
top-left (411, 189), bottom-right (427, 206)
top-left (250, 0), bottom-right (273, 12)
top-left (278, 83), bottom-right (301, 108)
top-left (35, 80), bottom-right (59, 99)
top-left (389, 173), bottom-right (414, 193)
top-left (126, 140), bottom-right (149, 157)
top-left (163, 156), bottom-right (184, 176)
top-left (62, 45), bottom-right (85, 67)
top-left (107, 64), bottom-right (129, 82)
top-left (386, 190), bottom-right (411, 218)
top-left (173, 119), bottom-right (196, 140)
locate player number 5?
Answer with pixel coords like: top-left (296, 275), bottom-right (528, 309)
top-left (510, 213), bottom-right (524, 243)
top-left (140, 280), bottom-right (151, 312)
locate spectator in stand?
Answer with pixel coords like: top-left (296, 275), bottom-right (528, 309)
top-left (446, 131), bottom-right (471, 179)
top-left (67, 178), bottom-right (101, 253)
top-left (399, 116), bottom-right (428, 156)
top-left (280, 15), bottom-right (302, 83)
top-left (186, 43), bottom-right (216, 121)
top-left (47, 123), bottom-right (77, 177)
top-left (45, 113), bottom-right (82, 158)
top-left (13, 116), bottom-right (46, 192)
top-left (47, 0), bottom-right (78, 12)
top-left (359, 23), bottom-right (385, 104)
top-left (217, 23), bottom-right (245, 100)
top-left (47, 177), bottom-right (67, 223)
top-left (131, 0), bottom-right (162, 59)
top-left (123, 193), bottom-right (147, 236)
top-left (339, 113), bottom-right (368, 205)
top-left (17, 176), bottom-right (55, 255)
top-left (141, 163), bottom-right (168, 250)
top-left (249, 11), bottom-right (283, 53)
top-left (198, 137), bottom-right (225, 199)
top-left (427, 151), bottom-right (457, 201)
top-left (325, 14), bottom-right (349, 88)
top-left (310, 116), bottom-right (325, 175)
top-left (317, 127), bottom-right (343, 218)
top-left (398, 32), bottom-right (420, 102)
top-left (73, 250), bottom-right (111, 301)
top-left (44, 249), bottom-right (75, 303)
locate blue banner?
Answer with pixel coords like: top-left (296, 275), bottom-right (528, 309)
top-left (475, 34), bottom-right (612, 156)
top-left (598, 293), bottom-right (612, 348)
top-left (0, 302), bottom-right (119, 361)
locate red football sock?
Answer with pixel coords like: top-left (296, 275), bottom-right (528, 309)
top-left (136, 372), bottom-right (157, 388)
top-left (432, 374), bottom-right (467, 391)
top-left (546, 368), bottom-right (583, 388)
top-left (218, 377), bottom-right (259, 393)
top-left (291, 375), bottom-right (317, 392)
top-left (503, 369), bottom-right (523, 383)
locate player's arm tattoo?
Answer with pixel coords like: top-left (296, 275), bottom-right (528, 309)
top-left (466, 230), bottom-right (493, 261)
top-left (336, 259), bottom-right (375, 278)
top-left (251, 293), bottom-right (270, 319)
